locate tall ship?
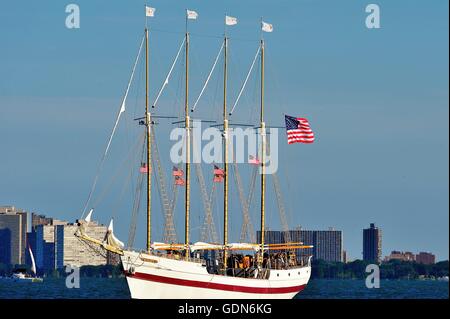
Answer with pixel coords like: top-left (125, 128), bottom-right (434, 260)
top-left (76, 7), bottom-right (313, 299)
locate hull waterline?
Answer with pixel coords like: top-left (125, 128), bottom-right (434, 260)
top-left (121, 250), bottom-right (311, 299)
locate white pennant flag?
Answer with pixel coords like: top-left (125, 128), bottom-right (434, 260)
top-left (187, 9), bottom-right (198, 20)
top-left (225, 15), bottom-right (238, 26)
top-left (145, 6), bottom-right (155, 17)
top-left (261, 21), bottom-right (273, 33)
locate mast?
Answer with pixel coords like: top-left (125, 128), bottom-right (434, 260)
top-left (184, 28), bottom-right (191, 260)
top-left (259, 38), bottom-right (266, 267)
top-left (145, 27), bottom-right (152, 252)
top-left (222, 35), bottom-right (229, 270)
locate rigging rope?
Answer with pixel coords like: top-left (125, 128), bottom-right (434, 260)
top-left (127, 135), bottom-right (146, 249)
top-left (152, 37), bottom-right (186, 109)
top-left (191, 42), bottom-right (224, 112)
top-left (229, 46), bottom-right (261, 115)
top-left (81, 34), bottom-right (145, 218)
top-left (91, 132), bottom-right (145, 208)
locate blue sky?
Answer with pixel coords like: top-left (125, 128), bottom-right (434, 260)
top-left (0, 0), bottom-right (448, 260)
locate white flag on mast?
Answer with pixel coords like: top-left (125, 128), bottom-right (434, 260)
top-left (145, 6), bottom-right (155, 17)
top-left (186, 9), bottom-right (198, 20)
top-left (225, 15), bottom-right (238, 26)
top-left (261, 21), bottom-right (273, 32)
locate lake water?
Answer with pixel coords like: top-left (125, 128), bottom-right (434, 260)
top-left (0, 277), bottom-right (448, 299)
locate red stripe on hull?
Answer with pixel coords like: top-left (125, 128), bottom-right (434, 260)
top-left (125, 271), bottom-right (306, 294)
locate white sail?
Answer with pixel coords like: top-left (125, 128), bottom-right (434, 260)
top-left (106, 219), bottom-right (125, 248)
top-left (84, 208), bottom-right (93, 223)
top-left (28, 246), bottom-right (36, 275)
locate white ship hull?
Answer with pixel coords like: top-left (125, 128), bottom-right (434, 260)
top-left (121, 250), bottom-right (311, 299)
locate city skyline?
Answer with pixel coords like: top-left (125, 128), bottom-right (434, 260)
top-left (1, 206), bottom-right (445, 264)
top-left (0, 1), bottom-right (448, 261)
top-left (0, 206), bottom-right (113, 271)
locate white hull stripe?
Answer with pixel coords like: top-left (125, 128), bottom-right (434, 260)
top-left (125, 271), bottom-right (306, 294)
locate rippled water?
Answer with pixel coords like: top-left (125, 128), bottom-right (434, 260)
top-left (295, 279), bottom-right (449, 299)
top-left (0, 277), bottom-right (130, 299)
top-left (0, 277), bottom-right (447, 299)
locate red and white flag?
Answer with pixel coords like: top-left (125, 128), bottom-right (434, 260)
top-left (213, 165), bottom-right (224, 183)
top-left (172, 166), bottom-right (184, 176)
top-left (187, 9), bottom-right (198, 20)
top-left (248, 155), bottom-right (260, 165)
top-left (285, 115), bottom-right (315, 144)
top-left (145, 6), bottom-right (155, 17)
top-left (173, 166), bottom-right (185, 185)
top-left (225, 15), bottom-right (238, 26)
top-left (261, 21), bottom-right (273, 33)
top-left (139, 163), bottom-right (149, 173)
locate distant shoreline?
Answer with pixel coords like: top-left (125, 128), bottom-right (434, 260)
top-left (1, 260), bottom-right (448, 280)
top-left (310, 259), bottom-right (449, 280)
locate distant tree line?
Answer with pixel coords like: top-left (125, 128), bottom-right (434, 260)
top-left (2, 260), bottom-right (448, 280)
top-left (311, 259), bottom-right (449, 280)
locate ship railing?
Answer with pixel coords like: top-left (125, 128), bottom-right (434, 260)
top-left (137, 250), bottom-right (206, 265)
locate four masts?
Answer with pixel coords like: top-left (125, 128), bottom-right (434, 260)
top-left (145, 12), bottom-right (270, 268)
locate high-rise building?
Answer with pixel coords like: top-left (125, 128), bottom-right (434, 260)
top-left (35, 224), bottom-right (58, 271)
top-left (363, 223), bottom-right (382, 263)
top-left (343, 250), bottom-right (348, 263)
top-left (27, 213), bottom-right (57, 267)
top-left (416, 252), bottom-right (435, 265)
top-left (0, 206), bottom-right (28, 265)
top-left (259, 228), bottom-right (344, 262)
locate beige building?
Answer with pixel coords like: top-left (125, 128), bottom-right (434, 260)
top-left (33, 217), bottom-right (111, 271)
top-left (55, 221), bottom-right (109, 268)
top-left (0, 206), bottom-right (28, 265)
top-left (384, 250), bottom-right (416, 262)
top-left (35, 219), bottom-right (110, 271)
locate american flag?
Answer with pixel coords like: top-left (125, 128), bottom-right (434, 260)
top-left (248, 155), bottom-right (260, 165)
top-left (213, 165), bottom-right (224, 183)
top-left (172, 166), bottom-right (185, 186)
top-left (139, 163), bottom-right (149, 173)
top-left (172, 166), bottom-right (184, 176)
top-left (285, 115), bottom-right (315, 144)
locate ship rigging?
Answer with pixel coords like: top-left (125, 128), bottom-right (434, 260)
top-left (75, 7), bottom-right (313, 299)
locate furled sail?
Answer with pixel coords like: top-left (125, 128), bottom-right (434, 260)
top-left (104, 219), bottom-right (125, 249)
top-left (190, 242), bottom-right (223, 252)
top-left (76, 208), bottom-right (93, 237)
top-left (227, 243), bottom-right (260, 251)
